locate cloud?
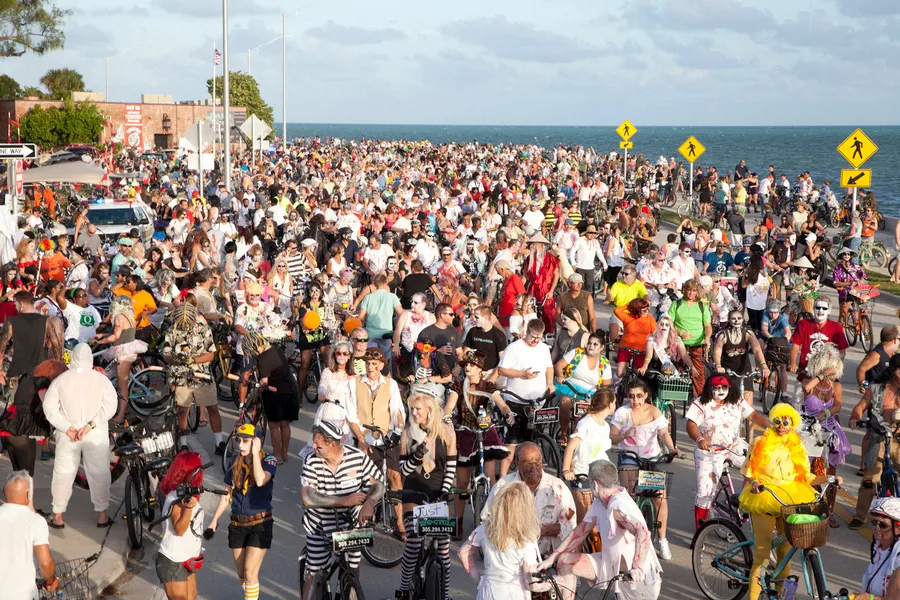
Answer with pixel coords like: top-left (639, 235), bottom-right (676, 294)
top-left (834, 0), bottom-right (900, 17)
top-left (305, 20), bottom-right (406, 45)
top-left (653, 36), bottom-right (753, 70)
top-left (441, 15), bottom-right (604, 64)
top-left (152, 0), bottom-right (280, 19)
top-left (624, 0), bottom-right (773, 33)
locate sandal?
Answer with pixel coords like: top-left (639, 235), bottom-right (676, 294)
top-left (829, 515), bottom-right (839, 528)
top-left (857, 468), bottom-right (865, 477)
top-left (848, 516), bottom-right (866, 530)
top-left (198, 419), bottom-right (209, 428)
top-left (47, 519), bottom-right (65, 530)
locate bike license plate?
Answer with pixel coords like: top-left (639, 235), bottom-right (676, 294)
top-left (636, 471), bottom-right (667, 492)
top-left (574, 402), bottom-right (590, 418)
top-left (413, 502), bottom-right (450, 520)
top-left (531, 407), bottom-right (559, 425)
top-left (416, 517), bottom-right (458, 537)
top-left (332, 527), bottom-right (374, 552)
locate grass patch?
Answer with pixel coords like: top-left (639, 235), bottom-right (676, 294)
top-left (659, 208), bottom-right (705, 228)
top-left (864, 269), bottom-right (900, 296)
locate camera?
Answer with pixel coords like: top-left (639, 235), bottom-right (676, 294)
top-left (176, 483), bottom-right (203, 498)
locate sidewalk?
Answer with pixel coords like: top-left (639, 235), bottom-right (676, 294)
top-left (0, 448), bottom-right (132, 597)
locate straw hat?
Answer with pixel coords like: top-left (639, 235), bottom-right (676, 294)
top-left (527, 232), bottom-right (551, 245)
top-left (792, 256), bottom-right (814, 270)
top-left (582, 224), bottom-right (599, 235)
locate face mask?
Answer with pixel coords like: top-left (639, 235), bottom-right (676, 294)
top-left (729, 319), bottom-right (744, 328)
top-left (713, 389), bottom-right (729, 401)
top-left (788, 237), bottom-right (796, 245)
top-left (814, 309), bottom-right (828, 322)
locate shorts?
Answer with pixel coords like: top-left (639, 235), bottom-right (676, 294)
top-left (503, 403), bottom-right (531, 445)
top-left (616, 348), bottom-right (645, 369)
top-left (609, 313), bottom-right (623, 330)
top-left (228, 520), bottom-right (274, 549)
top-left (174, 384), bottom-right (217, 409)
top-left (156, 552), bottom-right (190, 583)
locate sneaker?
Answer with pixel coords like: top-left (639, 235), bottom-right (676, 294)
top-left (215, 442), bottom-right (227, 456)
top-left (655, 538), bottom-right (672, 560)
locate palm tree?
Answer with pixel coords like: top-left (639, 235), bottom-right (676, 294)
top-left (39, 67), bottom-right (84, 100)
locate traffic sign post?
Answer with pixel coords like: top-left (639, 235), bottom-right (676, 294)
top-left (837, 128), bottom-right (878, 215)
top-left (678, 136), bottom-right (706, 206)
top-left (0, 143), bottom-right (37, 159)
top-left (14, 159), bottom-right (23, 196)
top-left (616, 120), bottom-right (637, 181)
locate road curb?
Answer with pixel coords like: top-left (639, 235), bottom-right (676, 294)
top-left (90, 499), bottom-right (131, 597)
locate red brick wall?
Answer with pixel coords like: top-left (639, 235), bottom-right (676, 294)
top-left (0, 100), bottom-right (246, 150)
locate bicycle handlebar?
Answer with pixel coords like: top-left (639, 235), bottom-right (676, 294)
top-left (225, 373), bottom-right (277, 392)
top-left (498, 388), bottom-right (552, 406)
top-left (611, 448), bottom-right (679, 469)
top-left (708, 444), bottom-right (747, 457)
top-left (757, 477), bottom-right (837, 507)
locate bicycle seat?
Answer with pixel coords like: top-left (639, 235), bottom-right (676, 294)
top-left (146, 456), bottom-right (172, 473)
top-left (115, 444), bottom-right (144, 459)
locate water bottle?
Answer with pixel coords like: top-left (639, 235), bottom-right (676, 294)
top-left (780, 575), bottom-right (799, 600)
top-left (477, 406), bottom-right (491, 430)
top-left (662, 359), bottom-right (673, 377)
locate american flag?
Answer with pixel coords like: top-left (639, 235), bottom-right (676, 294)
top-left (214, 49), bottom-right (221, 66)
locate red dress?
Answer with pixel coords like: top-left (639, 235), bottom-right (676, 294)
top-left (524, 252), bottom-right (559, 333)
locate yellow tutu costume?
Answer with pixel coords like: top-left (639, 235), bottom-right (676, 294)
top-left (739, 404), bottom-right (819, 600)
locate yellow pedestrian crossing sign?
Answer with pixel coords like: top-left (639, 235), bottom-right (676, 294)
top-left (837, 128), bottom-right (878, 169)
top-left (678, 136), bottom-right (705, 162)
top-left (840, 169), bottom-right (872, 188)
top-left (620, 141), bottom-right (633, 149)
top-left (616, 120), bottom-right (637, 141)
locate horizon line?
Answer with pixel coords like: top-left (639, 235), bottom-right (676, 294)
top-left (274, 122), bottom-right (900, 128)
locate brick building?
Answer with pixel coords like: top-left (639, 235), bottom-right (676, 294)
top-left (0, 93), bottom-right (247, 151)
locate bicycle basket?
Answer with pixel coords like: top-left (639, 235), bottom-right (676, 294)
top-left (39, 557), bottom-right (92, 600)
top-left (764, 343), bottom-right (791, 366)
top-left (657, 375), bottom-right (692, 404)
top-left (850, 284), bottom-right (880, 303)
top-left (781, 499), bottom-right (830, 549)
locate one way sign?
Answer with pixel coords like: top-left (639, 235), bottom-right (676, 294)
top-left (0, 143), bottom-right (37, 159)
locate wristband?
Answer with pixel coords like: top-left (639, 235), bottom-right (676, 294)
top-left (44, 576), bottom-right (58, 588)
top-left (88, 421), bottom-right (95, 430)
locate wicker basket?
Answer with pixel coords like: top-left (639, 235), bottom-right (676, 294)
top-left (781, 499), bottom-right (830, 549)
top-left (798, 298), bottom-right (814, 314)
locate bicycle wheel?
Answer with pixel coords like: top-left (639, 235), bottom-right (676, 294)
top-left (664, 403), bottom-right (677, 447)
top-left (128, 368), bottom-right (171, 417)
top-left (124, 472), bottom-right (144, 549)
top-left (758, 375), bottom-right (771, 414)
top-left (638, 498), bottom-right (658, 542)
top-left (872, 246), bottom-right (888, 269)
top-left (141, 470), bottom-right (156, 522)
top-left (534, 432), bottom-right (562, 477)
top-left (677, 201), bottom-right (691, 218)
top-left (303, 361), bottom-right (320, 404)
top-left (187, 403), bottom-right (200, 432)
top-left (860, 315), bottom-right (874, 353)
top-left (211, 357), bottom-right (234, 403)
top-left (472, 479), bottom-right (489, 527)
top-left (297, 555), bottom-right (306, 598)
top-left (889, 255), bottom-right (898, 277)
top-left (843, 310), bottom-right (858, 347)
top-left (222, 432), bottom-right (238, 474)
top-left (664, 191), bottom-right (677, 207)
top-left (339, 569), bottom-right (365, 600)
top-left (691, 519), bottom-right (751, 600)
top-left (712, 485), bottom-right (740, 528)
top-left (362, 498), bottom-right (405, 568)
top-left (804, 550), bottom-right (827, 600)
top-left (424, 556), bottom-right (444, 600)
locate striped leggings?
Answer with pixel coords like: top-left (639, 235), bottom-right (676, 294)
top-left (304, 532), bottom-right (362, 572)
top-left (398, 515), bottom-right (450, 600)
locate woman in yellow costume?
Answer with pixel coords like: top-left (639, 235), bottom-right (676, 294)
top-left (739, 403), bottom-right (836, 600)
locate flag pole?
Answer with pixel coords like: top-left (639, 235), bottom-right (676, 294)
top-left (212, 42), bottom-right (217, 173)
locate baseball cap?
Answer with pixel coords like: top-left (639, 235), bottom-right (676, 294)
top-left (568, 273), bottom-right (584, 284)
top-left (314, 420), bottom-right (343, 441)
top-left (235, 424), bottom-right (256, 438)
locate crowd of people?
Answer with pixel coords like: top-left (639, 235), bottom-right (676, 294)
top-left (0, 137), bottom-right (898, 600)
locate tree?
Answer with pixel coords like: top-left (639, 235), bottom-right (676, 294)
top-left (19, 99), bottom-right (104, 147)
top-left (39, 67), bottom-right (84, 100)
top-left (206, 71), bottom-right (274, 129)
top-left (0, 0), bottom-right (71, 57)
top-left (21, 85), bottom-right (44, 98)
top-left (0, 73), bottom-right (21, 99)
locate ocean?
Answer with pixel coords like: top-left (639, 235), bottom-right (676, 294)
top-left (276, 124), bottom-right (900, 214)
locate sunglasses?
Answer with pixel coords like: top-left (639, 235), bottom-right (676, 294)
top-left (871, 519), bottom-right (893, 530)
top-left (813, 306), bottom-right (829, 312)
top-left (772, 417), bottom-right (794, 428)
top-left (353, 337), bottom-right (369, 343)
top-left (334, 351), bottom-right (350, 356)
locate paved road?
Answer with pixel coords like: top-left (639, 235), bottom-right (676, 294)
top-left (7, 211), bottom-right (896, 600)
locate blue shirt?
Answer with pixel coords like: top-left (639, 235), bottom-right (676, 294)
top-left (762, 312), bottom-right (790, 339)
top-left (733, 251), bottom-right (751, 268)
top-left (225, 454), bottom-right (277, 515)
top-left (704, 252), bottom-right (734, 275)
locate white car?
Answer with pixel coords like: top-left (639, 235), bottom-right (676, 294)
top-left (66, 199), bottom-right (155, 246)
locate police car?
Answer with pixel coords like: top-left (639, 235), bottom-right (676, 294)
top-left (65, 199), bottom-right (155, 246)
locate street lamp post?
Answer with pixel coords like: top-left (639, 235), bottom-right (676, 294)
top-left (222, 0), bottom-right (231, 188)
top-left (247, 35), bottom-right (288, 77)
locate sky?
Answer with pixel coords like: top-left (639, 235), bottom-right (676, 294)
top-left (3, 0), bottom-right (900, 126)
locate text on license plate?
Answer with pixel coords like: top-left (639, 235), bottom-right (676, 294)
top-left (636, 470), bottom-right (667, 492)
top-left (416, 517), bottom-right (458, 537)
top-left (531, 407), bottom-right (559, 424)
top-left (332, 528), bottom-right (374, 552)
top-left (574, 402), bottom-right (591, 418)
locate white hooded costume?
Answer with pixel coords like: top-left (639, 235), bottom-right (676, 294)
top-left (42, 344), bottom-right (118, 515)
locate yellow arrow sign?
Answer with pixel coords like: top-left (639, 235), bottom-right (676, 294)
top-left (616, 120), bottom-right (637, 141)
top-left (620, 141), bottom-right (633, 149)
top-left (678, 136), bottom-right (706, 162)
top-left (837, 128), bottom-right (878, 168)
top-left (840, 169), bottom-right (872, 188)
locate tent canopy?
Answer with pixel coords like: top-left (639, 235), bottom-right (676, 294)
top-left (22, 162), bottom-right (108, 186)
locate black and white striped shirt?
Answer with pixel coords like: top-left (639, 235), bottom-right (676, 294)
top-left (301, 445), bottom-right (382, 535)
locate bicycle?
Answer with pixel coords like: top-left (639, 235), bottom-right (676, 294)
top-left (843, 283), bottom-right (878, 352)
top-left (706, 445), bottom-right (749, 528)
top-left (532, 569), bottom-right (633, 600)
top-left (499, 389), bottom-right (562, 477)
top-left (209, 321), bottom-right (240, 406)
top-left (859, 239), bottom-right (889, 270)
top-left (613, 449), bottom-right (677, 544)
top-left (397, 490), bottom-right (458, 600)
top-left (691, 480), bottom-right (838, 600)
top-left (147, 460), bottom-right (228, 543)
top-left (116, 418), bottom-right (179, 549)
top-left (677, 192), bottom-right (701, 220)
top-left (646, 369), bottom-right (684, 446)
top-left (759, 339), bottom-right (790, 413)
top-left (93, 346), bottom-right (172, 417)
top-left (856, 419), bottom-right (900, 498)
top-left (221, 373), bottom-right (272, 473)
top-left (453, 397), bottom-right (499, 528)
top-left (358, 423), bottom-right (405, 569)
top-left (297, 510), bottom-right (369, 600)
